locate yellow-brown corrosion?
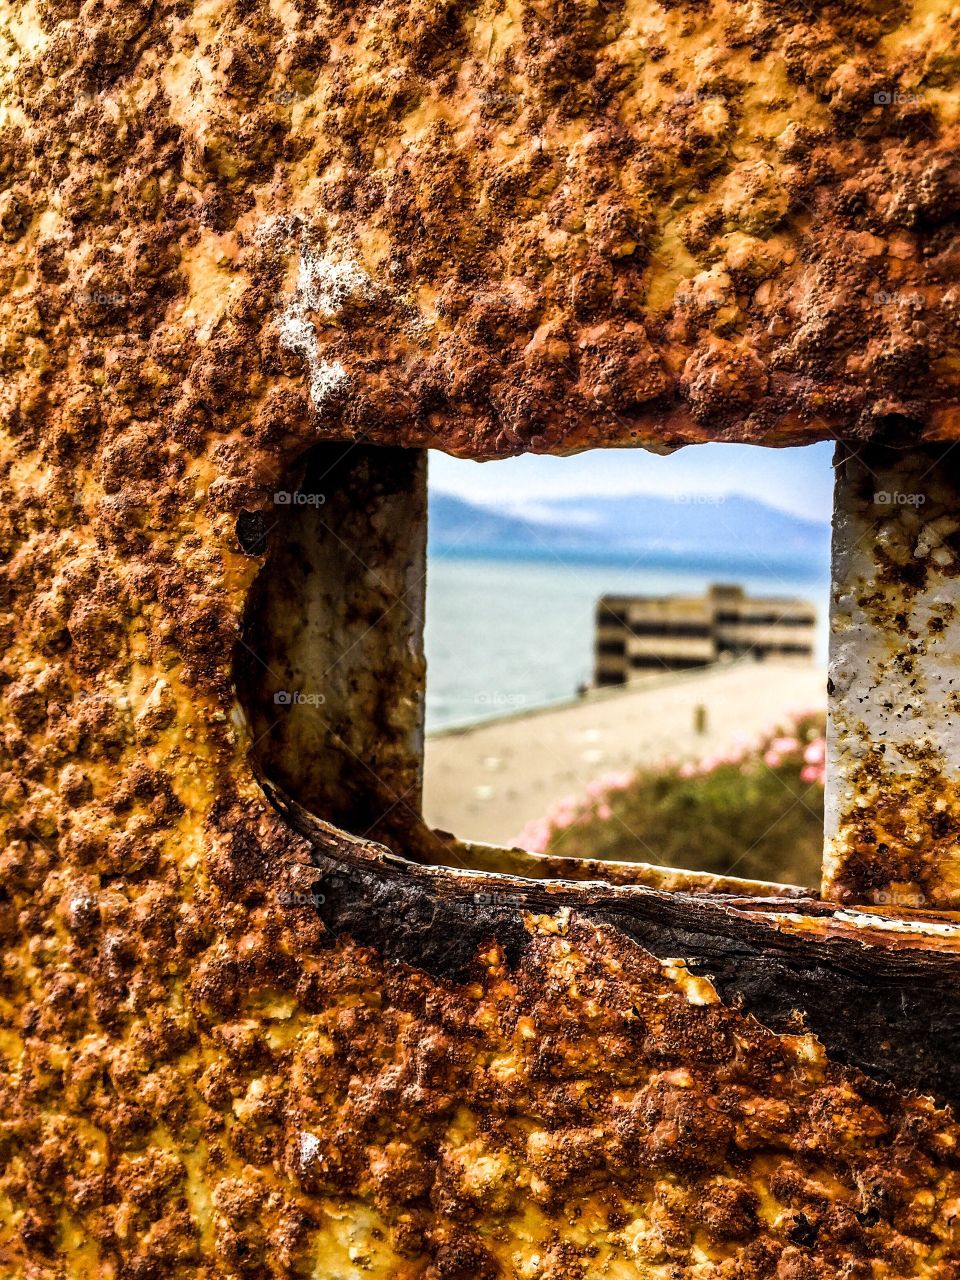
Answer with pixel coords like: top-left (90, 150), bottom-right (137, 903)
top-left (827, 745), bottom-right (960, 908)
top-left (2, 0), bottom-right (960, 463)
top-left (824, 446), bottom-right (960, 908)
top-left (1, 1), bottom-right (960, 1277)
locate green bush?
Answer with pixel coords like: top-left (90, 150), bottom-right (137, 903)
top-left (515, 713), bottom-right (826, 889)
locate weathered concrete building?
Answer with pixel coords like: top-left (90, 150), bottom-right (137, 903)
top-left (595, 583), bottom-right (817, 684)
top-left (2, 1), bottom-right (960, 1277)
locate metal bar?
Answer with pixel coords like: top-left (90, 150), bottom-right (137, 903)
top-left (825, 443), bottom-right (960, 909)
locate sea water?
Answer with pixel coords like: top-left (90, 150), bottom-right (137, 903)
top-left (424, 552), bottom-right (830, 733)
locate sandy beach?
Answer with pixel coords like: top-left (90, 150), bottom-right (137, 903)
top-left (423, 659), bottom-right (826, 846)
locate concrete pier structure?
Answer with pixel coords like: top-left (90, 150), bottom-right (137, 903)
top-left (596, 584), bottom-right (817, 684)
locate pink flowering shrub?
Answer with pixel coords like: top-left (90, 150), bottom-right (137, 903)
top-left (513, 712), bottom-right (826, 887)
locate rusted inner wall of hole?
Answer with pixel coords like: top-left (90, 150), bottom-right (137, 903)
top-left (237, 444), bottom-right (428, 850)
top-left (825, 442), bottom-right (960, 908)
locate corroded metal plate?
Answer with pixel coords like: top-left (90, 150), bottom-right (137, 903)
top-left (1, 2), bottom-right (960, 1276)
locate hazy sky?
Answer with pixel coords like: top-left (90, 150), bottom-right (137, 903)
top-left (429, 441), bottom-right (836, 523)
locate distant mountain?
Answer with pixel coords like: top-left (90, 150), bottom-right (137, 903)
top-left (428, 490), bottom-right (830, 572)
top-left (427, 493), bottom-right (575, 551)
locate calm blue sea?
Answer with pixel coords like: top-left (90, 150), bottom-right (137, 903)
top-left (424, 552), bottom-right (830, 732)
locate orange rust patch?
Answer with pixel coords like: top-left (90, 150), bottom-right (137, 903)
top-left (1, 0), bottom-right (960, 1275)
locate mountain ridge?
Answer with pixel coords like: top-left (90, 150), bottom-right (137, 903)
top-left (428, 489), bottom-right (830, 571)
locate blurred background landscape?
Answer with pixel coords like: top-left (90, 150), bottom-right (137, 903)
top-left (421, 442), bottom-right (832, 887)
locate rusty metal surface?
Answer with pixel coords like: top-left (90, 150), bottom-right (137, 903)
top-left (238, 443), bottom-right (429, 851)
top-left (444, 834), bottom-right (818, 896)
top-left (0, 1), bottom-right (960, 1277)
top-left (2, 1), bottom-right (960, 463)
top-left (825, 445), bottom-right (960, 909)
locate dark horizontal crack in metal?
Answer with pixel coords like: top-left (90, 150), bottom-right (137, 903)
top-left (272, 786), bottom-right (960, 1114)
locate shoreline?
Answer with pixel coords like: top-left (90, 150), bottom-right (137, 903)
top-left (427, 659), bottom-right (803, 738)
top-left (423, 659), bottom-right (827, 847)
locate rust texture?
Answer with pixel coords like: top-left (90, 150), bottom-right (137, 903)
top-left (2, 0), bottom-right (960, 464)
top-left (238, 443), bottom-right (429, 852)
top-left (1, 1), bottom-right (960, 1277)
top-left (825, 445), bottom-right (960, 909)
